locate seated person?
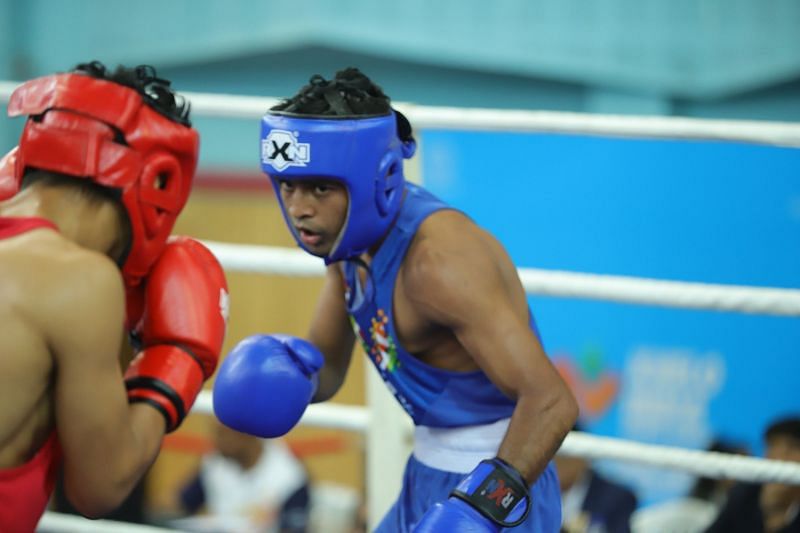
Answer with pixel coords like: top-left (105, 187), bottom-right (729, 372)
top-left (556, 426), bottom-right (638, 533)
top-left (176, 422), bottom-right (311, 533)
top-left (705, 416), bottom-right (800, 533)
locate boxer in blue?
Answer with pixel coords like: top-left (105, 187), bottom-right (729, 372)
top-left (214, 68), bottom-right (578, 532)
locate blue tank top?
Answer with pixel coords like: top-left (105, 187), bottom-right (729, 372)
top-left (344, 184), bottom-right (527, 428)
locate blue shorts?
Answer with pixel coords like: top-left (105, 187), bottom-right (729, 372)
top-left (375, 455), bottom-right (561, 532)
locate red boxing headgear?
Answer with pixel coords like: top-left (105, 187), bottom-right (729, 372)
top-left (0, 72), bottom-right (199, 285)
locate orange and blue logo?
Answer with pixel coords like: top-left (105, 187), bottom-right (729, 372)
top-left (554, 345), bottom-right (619, 421)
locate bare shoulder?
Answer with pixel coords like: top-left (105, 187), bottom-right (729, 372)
top-left (404, 210), bottom-right (504, 283)
top-left (27, 238), bottom-right (125, 334)
top-left (0, 230), bottom-right (124, 367)
top-left (401, 210), bottom-right (507, 319)
top-left (43, 236), bottom-right (121, 287)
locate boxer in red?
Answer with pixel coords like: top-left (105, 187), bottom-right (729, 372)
top-left (0, 61), bottom-right (228, 531)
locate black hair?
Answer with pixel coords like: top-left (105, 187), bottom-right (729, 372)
top-left (270, 67), bottom-right (414, 142)
top-left (765, 416), bottom-right (800, 443)
top-left (73, 60), bottom-right (192, 127)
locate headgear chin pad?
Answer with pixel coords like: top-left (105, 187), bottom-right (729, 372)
top-left (260, 111), bottom-right (414, 263)
top-left (5, 72), bottom-right (199, 285)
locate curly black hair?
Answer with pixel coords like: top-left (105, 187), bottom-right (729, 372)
top-left (73, 60), bottom-right (192, 127)
top-left (271, 67), bottom-right (413, 142)
top-left (271, 67), bottom-right (390, 116)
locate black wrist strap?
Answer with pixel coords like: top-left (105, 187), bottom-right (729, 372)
top-left (450, 458), bottom-right (531, 527)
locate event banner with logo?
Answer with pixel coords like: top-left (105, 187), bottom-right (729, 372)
top-left (420, 129), bottom-right (800, 505)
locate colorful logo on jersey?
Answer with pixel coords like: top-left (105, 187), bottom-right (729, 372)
top-left (368, 309), bottom-right (400, 373)
top-left (350, 316), bottom-right (368, 351)
top-left (554, 345), bottom-right (619, 421)
top-left (349, 314), bottom-right (413, 415)
top-left (349, 310), bottom-right (400, 373)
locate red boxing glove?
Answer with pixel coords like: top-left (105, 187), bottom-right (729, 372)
top-left (125, 236), bottom-right (229, 432)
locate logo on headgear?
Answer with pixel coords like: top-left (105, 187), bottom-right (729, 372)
top-left (261, 129), bottom-right (310, 171)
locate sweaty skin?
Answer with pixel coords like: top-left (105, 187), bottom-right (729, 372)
top-left (282, 180), bottom-right (578, 484)
top-left (0, 186), bottom-right (165, 517)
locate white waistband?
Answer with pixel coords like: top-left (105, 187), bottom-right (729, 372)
top-left (412, 418), bottom-right (511, 474)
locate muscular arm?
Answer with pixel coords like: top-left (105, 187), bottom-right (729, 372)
top-left (308, 265), bottom-right (356, 402)
top-left (405, 224), bottom-right (578, 484)
top-left (46, 254), bottom-right (165, 517)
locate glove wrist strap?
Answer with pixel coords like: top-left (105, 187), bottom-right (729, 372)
top-left (125, 344), bottom-right (205, 432)
top-left (449, 457), bottom-right (531, 527)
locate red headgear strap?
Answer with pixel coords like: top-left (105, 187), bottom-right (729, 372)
top-left (1, 72), bottom-right (199, 285)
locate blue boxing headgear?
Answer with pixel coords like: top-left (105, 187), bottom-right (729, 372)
top-left (260, 111), bottom-right (416, 263)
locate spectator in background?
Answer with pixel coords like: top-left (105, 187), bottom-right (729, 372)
top-left (631, 439), bottom-right (749, 533)
top-left (705, 416), bottom-right (800, 533)
top-left (557, 426), bottom-right (638, 533)
top-left (688, 440), bottom-right (750, 506)
top-left (174, 421), bottom-right (311, 533)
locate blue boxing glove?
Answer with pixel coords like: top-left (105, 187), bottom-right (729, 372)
top-left (413, 458), bottom-right (531, 532)
top-left (212, 334), bottom-right (324, 438)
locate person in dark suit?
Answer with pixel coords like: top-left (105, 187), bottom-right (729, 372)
top-left (705, 416), bottom-right (800, 533)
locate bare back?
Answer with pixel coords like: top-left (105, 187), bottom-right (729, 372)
top-left (0, 226), bottom-right (116, 468)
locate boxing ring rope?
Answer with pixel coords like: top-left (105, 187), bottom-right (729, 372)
top-left (204, 241), bottom-right (800, 317)
top-left (195, 392), bottom-right (800, 485)
top-left (3, 82), bottom-right (800, 146)
top-left (5, 83), bottom-right (798, 530)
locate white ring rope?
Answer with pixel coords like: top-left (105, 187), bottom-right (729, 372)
top-left (191, 390), bottom-right (800, 485)
top-left (516, 269), bottom-right (800, 317)
top-left (3, 81), bottom-right (800, 146)
top-left (202, 241), bottom-right (800, 317)
top-left (559, 431), bottom-right (800, 486)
